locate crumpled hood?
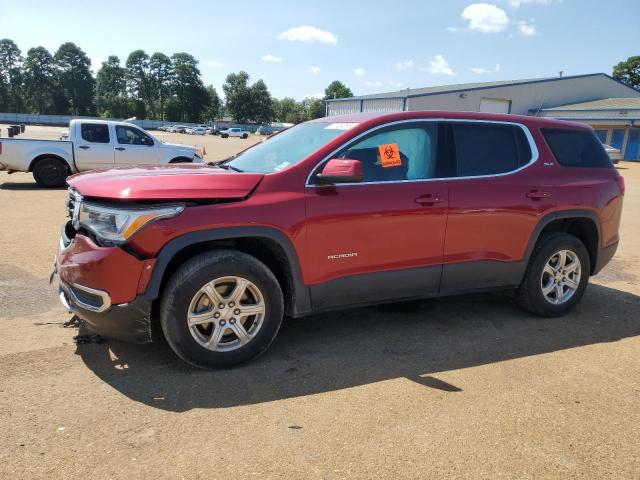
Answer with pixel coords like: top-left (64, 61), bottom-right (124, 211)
top-left (67, 164), bottom-right (264, 201)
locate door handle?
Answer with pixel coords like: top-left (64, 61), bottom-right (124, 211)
top-left (115, 147), bottom-right (126, 151)
top-left (526, 189), bottom-right (551, 200)
top-left (78, 145), bottom-right (90, 150)
top-left (415, 194), bottom-right (443, 206)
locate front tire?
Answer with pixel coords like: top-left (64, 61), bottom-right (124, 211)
top-left (516, 232), bottom-right (590, 317)
top-left (32, 157), bottom-right (68, 188)
top-left (160, 250), bottom-right (284, 368)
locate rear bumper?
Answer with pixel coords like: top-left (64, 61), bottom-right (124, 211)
top-left (594, 240), bottom-right (619, 275)
top-left (56, 226), bottom-right (154, 343)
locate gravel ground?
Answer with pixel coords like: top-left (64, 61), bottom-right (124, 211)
top-left (0, 126), bottom-right (639, 479)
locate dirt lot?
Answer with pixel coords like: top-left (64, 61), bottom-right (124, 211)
top-left (1, 125), bottom-right (639, 479)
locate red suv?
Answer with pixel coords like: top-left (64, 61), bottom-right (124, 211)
top-left (55, 111), bottom-right (624, 368)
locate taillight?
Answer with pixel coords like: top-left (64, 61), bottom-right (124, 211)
top-left (615, 171), bottom-right (625, 195)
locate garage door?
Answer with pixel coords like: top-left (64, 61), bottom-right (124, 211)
top-left (479, 98), bottom-right (511, 114)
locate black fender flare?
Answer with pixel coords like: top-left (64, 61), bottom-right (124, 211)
top-left (523, 209), bottom-right (601, 269)
top-left (138, 227), bottom-right (312, 316)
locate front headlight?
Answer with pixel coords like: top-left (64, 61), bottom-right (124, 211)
top-left (77, 202), bottom-right (184, 245)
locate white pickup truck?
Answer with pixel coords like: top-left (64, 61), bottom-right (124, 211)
top-left (220, 127), bottom-right (250, 139)
top-left (0, 119), bottom-right (202, 187)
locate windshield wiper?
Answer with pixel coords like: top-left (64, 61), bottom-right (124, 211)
top-left (216, 163), bottom-right (243, 173)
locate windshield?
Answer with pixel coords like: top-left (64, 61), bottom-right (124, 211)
top-left (224, 122), bottom-right (357, 173)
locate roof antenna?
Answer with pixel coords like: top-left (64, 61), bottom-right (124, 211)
top-left (559, 71), bottom-right (563, 78)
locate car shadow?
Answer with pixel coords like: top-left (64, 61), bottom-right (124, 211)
top-left (76, 283), bottom-right (640, 412)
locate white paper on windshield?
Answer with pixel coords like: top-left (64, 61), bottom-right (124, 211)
top-left (324, 122), bottom-right (358, 130)
top-left (274, 161), bottom-right (290, 171)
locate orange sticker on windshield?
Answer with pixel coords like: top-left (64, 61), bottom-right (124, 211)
top-left (378, 143), bottom-right (401, 168)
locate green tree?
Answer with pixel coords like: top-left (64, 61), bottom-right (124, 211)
top-left (54, 42), bottom-right (95, 115)
top-left (0, 39), bottom-right (25, 111)
top-left (613, 56), bottom-right (640, 90)
top-left (149, 52), bottom-right (173, 120)
top-left (125, 50), bottom-right (152, 118)
top-left (300, 97), bottom-right (325, 120)
top-left (324, 80), bottom-right (353, 100)
top-left (23, 46), bottom-right (56, 113)
top-left (250, 79), bottom-right (274, 124)
top-left (274, 97), bottom-right (301, 123)
top-left (204, 85), bottom-right (221, 121)
top-left (223, 71), bottom-right (252, 123)
top-left (0, 75), bottom-right (7, 111)
top-left (95, 56), bottom-right (127, 116)
top-left (171, 52), bottom-right (208, 122)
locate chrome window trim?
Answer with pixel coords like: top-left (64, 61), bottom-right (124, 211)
top-left (304, 118), bottom-right (540, 187)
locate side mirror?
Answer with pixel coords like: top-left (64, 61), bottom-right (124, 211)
top-left (316, 158), bottom-right (363, 184)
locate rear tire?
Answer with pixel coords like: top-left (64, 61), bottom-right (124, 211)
top-left (242, 133), bottom-right (248, 139)
top-left (160, 250), bottom-right (284, 368)
top-left (32, 157), bottom-right (68, 188)
top-left (516, 232), bottom-right (590, 317)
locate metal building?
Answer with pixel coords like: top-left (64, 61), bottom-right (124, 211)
top-left (325, 73), bottom-right (640, 117)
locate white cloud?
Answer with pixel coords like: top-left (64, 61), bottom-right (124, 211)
top-left (278, 25), bottom-right (338, 45)
top-left (470, 63), bottom-right (501, 74)
top-left (462, 3), bottom-right (510, 33)
top-left (308, 66), bottom-right (320, 74)
top-left (421, 54), bottom-right (455, 75)
top-left (365, 81), bottom-right (383, 87)
top-left (262, 54), bottom-right (283, 63)
top-left (517, 20), bottom-right (537, 35)
top-left (447, 27), bottom-right (459, 32)
top-left (395, 60), bottom-right (414, 70)
top-left (388, 81), bottom-right (404, 87)
top-left (354, 67), bottom-right (366, 76)
top-left (507, 0), bottom-right (553, 7)
top-left (203, 59), bottom-right (223, 68)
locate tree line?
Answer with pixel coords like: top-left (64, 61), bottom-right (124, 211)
top-left (0, 38), bottom-right (355, 124)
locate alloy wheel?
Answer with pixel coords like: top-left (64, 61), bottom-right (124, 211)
top-left (540, 249), bottom-right (581, 305)
top-left (187, 276), bottom-right (266, 352)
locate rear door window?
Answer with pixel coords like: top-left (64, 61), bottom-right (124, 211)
top-left (450, 122), bottom-right (532, 177)
top-left (80, 123), bottom-right (110, 143)
top-left (542, 128), bottom-right (612, 168)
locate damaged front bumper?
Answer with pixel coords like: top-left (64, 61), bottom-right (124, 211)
top-left (58, 281), bottom-right (153, 343)
top-left (55, 224), bottom-right (154, 343)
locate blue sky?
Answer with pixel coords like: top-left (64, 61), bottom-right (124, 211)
top-left (1, 0), bottom-right (638, 100)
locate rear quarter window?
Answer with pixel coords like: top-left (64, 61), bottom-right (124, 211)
top-left (542, 128), bottom-right (612, 168)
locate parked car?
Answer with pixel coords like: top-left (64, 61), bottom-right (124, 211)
top-left (170, 125), bottom-right (187, 133)
top-left (190, 127), bottom-right (207, 135)
top-left (603, 144), bottom-right (622, 164)
top-left (0, 119), bottom-right (202, 187)
top-left (220, 127), bottom-right (250, 139)
top-left (55, 111), bottom-right (624, 368)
